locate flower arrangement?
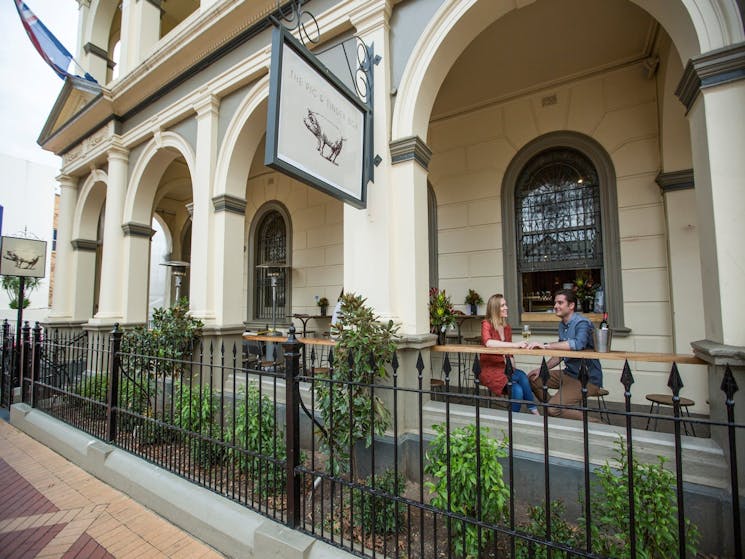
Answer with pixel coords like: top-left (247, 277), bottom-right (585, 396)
top-left (429, 287), bottom-right (456, 334)
top-left (464, 289), bottom-right (483, 306)
top-left (317, 297), bottom-right (330, 308)
top-left (573, 272), bottom-right (597, 303)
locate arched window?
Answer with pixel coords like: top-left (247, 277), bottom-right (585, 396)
top-left (249, 204), bottom-right (291, 325)
top-left (502, 132), bottom-right (626, 332)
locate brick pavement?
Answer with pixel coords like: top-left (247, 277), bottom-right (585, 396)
top-left (0, 419), bottom-right (225, 559)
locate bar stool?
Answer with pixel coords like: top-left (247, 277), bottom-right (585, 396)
top-left (595, 388), bottom-right (611, 424)
top-left (645, 393), bottom-right (696, 436)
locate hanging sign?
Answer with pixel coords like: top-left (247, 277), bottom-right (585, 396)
top-left (0, 236), bottom-right (47, 278)
top-left (265, 25), bottom-right (371, 209)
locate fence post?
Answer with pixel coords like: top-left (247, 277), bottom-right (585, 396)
top-left (106, 324), bottom-right (122, 442)
top-left (31, 322), bottom-right (42, 408)
top-left (21, 321), bottom-right (31, 403)
top-left (0, 320), bottom-right (9, 407)
top-left (283, 326), bottom-right (302, 529)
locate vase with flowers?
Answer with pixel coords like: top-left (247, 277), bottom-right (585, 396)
top-left (429, 287), bottom-right (456, 344)
top-left (573, 272), bottom-right (598, 313)
top-left (317, 296), bottom-right (330, 316)
top-left (464, 289), bottom-right (484, 315)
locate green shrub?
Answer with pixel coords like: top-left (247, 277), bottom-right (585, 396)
top-left (120, 298), bottom-right (203, 378)
top-left (352, 467), bottom-right (406, 535)
top-left (317, 293), bottom-right (399, 475)
top-left (588, 438), bottom-right (700, 558)
top-left (424, 423), bottom-right (509, 558)
top-left (516, 500), bottom-right (582, 559)
top-left (74, 372), bottom-right (149, 426)
top-left (229, 383), bottom-right (287, 493)
top-left (171, 379), bottom-right (223, 467)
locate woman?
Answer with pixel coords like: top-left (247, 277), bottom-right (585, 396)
top-left (480, 294), bottom-right (539, 414)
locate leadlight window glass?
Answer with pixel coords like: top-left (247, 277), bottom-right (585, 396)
top-left (254, 210), bottom-right (287, 321)
top-left (516, 148), bottom-right (603, 312)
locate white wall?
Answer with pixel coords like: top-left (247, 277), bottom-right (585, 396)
top-left (0, 153), bottom-right (57, 323)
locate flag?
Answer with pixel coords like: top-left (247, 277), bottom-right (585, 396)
top-left (13, 0), bottom-right (97, 83)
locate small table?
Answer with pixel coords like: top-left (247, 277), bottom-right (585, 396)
top-left (644, 393), bottom-right (696, 436)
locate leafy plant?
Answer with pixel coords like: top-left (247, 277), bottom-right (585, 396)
top-left (1, 275), bottom-right (41, 309)
top-left (573, 271), bottom-right (597, 303)
top-left (229, 382), bottom-right (287, 493)
top-left (515, 500), bottom-right (583, 559)
top-left (587, 438), bottom-right (700, 558)
top-left (317, 292), bottom-right (399, 476)
top-left (352, 467), bottom-right (406, 535)
top-left (429, 287), bottom-right (456, 334)
top-left (424, 423), bottom-right (510, 558)
top-left (317, 296), bottom-right (329, 308)
top-left (464, 289), bottom-right (483, 306)
top-left (120, 298), bottom-right (203, 378)
top-left (172, 379), bottom-right (223, 466)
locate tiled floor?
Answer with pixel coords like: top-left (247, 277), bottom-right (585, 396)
top-left (0, 419), bottom-right (225, 558)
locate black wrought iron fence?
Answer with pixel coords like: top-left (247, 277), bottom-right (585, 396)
top-left (10, 324), bottom-right (744, 558)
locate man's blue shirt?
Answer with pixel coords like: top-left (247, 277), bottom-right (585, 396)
top-left (558, 313), bottom-right (603, 387)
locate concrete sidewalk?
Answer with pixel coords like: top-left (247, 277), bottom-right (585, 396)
top-left (0, 417), bottom-right (225, 559)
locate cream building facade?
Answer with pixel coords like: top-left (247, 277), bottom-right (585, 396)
top-left (41, 0), bottom-right (744, 421)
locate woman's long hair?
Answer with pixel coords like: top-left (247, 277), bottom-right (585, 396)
top-left (485, 293), bottom-right (507, 330)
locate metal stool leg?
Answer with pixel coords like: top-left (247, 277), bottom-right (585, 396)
top-left (645, 402), bottom-right (659, 431)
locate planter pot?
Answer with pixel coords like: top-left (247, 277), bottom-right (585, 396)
top-left (436, 330), bottom-right (446, 345)
top-left (320, 306), bottom-right (327, 316)
top-left (469, 304), bottom-right (478, 315)
top-left (581, 299), bottom-right (592, 313)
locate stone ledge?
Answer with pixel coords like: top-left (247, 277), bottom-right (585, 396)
top-left (691, 339), bottom-right (745, 366)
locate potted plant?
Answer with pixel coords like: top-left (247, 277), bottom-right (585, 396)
top-left (317, 296), bottom-right (329, 316)
top-left (464, 289), bottom-right (483, 315)
top-left (429, 287), bottom-right (456, 344)
top-left (573, 272), bottom-right (597, 313)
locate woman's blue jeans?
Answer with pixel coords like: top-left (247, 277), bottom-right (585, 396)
top-left (506, 369), bottom-right (538, 413)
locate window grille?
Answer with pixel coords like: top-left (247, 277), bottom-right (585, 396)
top-left (516, 148), bottom-right (602, 273)
top-left (254, 210), bottom-right (287, 322)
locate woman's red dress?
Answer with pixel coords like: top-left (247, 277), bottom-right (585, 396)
top-left (479, 321), bottom-right (512, 395)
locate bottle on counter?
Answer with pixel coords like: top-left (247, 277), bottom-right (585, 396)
top-left (599, 312), bottom-right (609, 330)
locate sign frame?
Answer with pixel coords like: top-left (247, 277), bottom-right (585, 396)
top-left (265, 25), bottom-right (372, 209)
top-left (0, 236), bottom-right (47, 278)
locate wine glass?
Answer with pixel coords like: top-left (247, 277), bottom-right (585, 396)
top-left (522, 324), bottom-right (531, 341)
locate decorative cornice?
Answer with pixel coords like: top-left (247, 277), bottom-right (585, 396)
top-left (390, 136), bottom-right (432, 170)
top-left (83, 42), bottom-right (115, 69)
top-left (71, 239), bottom-right (98, 252)
top-left (121, 222), bottom-right (155, 238)
top-left (675, 42), bottom-right (745, 112)
top-left (212, 194), bottom-right (247, 215)
top-left (655, 169), bottom-right (694, 193)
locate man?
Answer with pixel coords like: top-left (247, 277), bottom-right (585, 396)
top-left (526, 289), bottom-right (603, 420)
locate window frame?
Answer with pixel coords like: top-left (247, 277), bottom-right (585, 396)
top-left (247, 201), bottom-right (292, 327)
top-left (501, 132), bottom-right (627, 334)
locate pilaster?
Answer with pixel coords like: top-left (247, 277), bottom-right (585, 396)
top-left (48, 176), bottom-right (78, 320)
top-left (190, 95), bottom-right (220, 323)
top-left (92, 145), bottom-right (129, 323)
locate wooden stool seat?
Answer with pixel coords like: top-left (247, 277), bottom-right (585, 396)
top-left (645, 393), bottom-right (696, 436)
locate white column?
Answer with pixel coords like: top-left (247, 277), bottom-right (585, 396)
top-left (92, 145), bottom-right (129, 323)
top-left (688, 80), bottom-right (745, 346)
top-left (119, 0), bottom-right (161, 75)
top-left (389, 157), bottom-right (431, 335)
top-left (212, 198), bottom-right (246, 327)
top-left (48, 176), bottom-right (78, 320)
top-left (121, 224), bottom-right (153, 324)
top-left (343, 2), bottom-right (395, 321)
top-left (189, 95), bottom-right (219, 323)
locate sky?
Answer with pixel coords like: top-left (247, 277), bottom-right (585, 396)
top-left (0, 0), bottom-right (79, 168)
